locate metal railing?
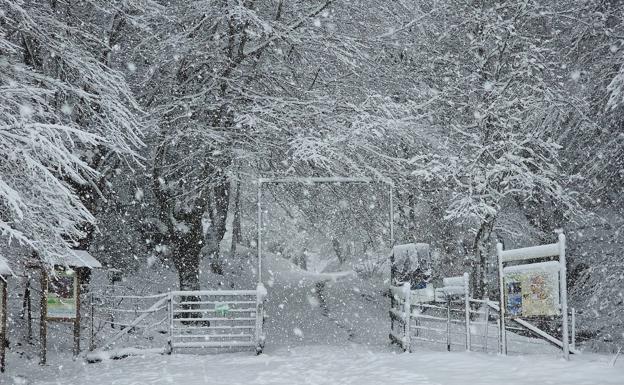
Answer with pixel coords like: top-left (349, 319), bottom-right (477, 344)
top-left (393, 289), bottom-right (579, 355)
top-left (87, 284), bottom-right (266, 357)
top-left (168, 287), bottom-right (265, 354)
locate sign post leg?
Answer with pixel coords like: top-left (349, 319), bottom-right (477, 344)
top-left (23, 278), bottom-right (32, 342)
top-left (90, 292), bottom-right (95, 351)
top-left (39, 270), bottom-right (47, 365)
top-left (559, 234), bottom-right (570, 360)
top-left (73, 275), bottom-right (81, 357)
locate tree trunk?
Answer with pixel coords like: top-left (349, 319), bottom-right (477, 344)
top-left (170, 225), bottom-right (205, 324)
top-left (208, 174), bottom-right (231, 274)
top-left (472, 217), bottom-right (495, 300)
top-left (170, 216), bottom-right (204, 291)
top-left (407, 191), bottom-right (417, 239)
top-left (173, 250), bottom-right (201, 292)
top-left (395, 189), bottom-right (417, 244)
top-left (231, 178), bottom-right (242, 255)
top-left (332, 238), bottom-right (344, 265)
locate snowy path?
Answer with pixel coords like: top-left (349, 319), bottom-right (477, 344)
top-left (16, 345), bottom-right (624, 385)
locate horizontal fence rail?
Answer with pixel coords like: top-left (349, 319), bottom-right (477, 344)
top-left (88, 284), bottom-right (266, 357)
top-left (390, 279), bottom-right (578, 356)
top-left (169, 286), bottom-right (266, 354)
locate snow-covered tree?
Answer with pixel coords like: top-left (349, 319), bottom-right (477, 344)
top-left (130, 0), bottom-right (426, 290)
top-left (405, 1), bottom-right (585, 298)
top-left (0, 0), bottom-right (144, 264)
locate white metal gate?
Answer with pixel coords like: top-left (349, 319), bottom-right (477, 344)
top-left (169, 286), bottom-right (266, 354)
top-left (390, 274), bottom-right (578, 355)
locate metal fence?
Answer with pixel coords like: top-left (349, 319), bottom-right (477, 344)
top-left (87, 284), bottom-right (266, 357)
top-left (391, 281), bottom-right (579, 355)
top-left (169, 289), bottom-right (264, 353)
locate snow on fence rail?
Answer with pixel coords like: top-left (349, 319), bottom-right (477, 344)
top-left (168, 284), bottom-right (266, 354)
top-left (87, 284), bottom-right (266, 360)
top-left (87, 291), bottom-right (170, 356)
top-left (389, 282), bottom-right (411, 351)
top-left (389, 271), bottom-right (578, 356)
top-left (410, 273), bottom-right (470, 352)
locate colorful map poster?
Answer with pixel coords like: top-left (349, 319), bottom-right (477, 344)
top-left (505, 278), bottom-right (522, 316)
top-left (47, 270), bottom-right (78, 320)
top-left (504, 266), bottom-right (560, 317)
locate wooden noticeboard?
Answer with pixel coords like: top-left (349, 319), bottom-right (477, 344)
top-left (47, 270), bottom-right (78, 320)
top-left (40, 268), bottom-right (82, 365)
top-left (504, 267), bottom-right (561, 318)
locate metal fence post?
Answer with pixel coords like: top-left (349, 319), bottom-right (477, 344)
top-left (571, 307), bottom-right (576, 352)
top-left (484, 304), bottom-right (490, 353)
top-left (446, 296), bottom-right (451, 352)
top-left (255, 283), bottom-right (265, 354)
top-left (559, 234), bottom-right (570, 360)
top-left (167, 293), bottom-right (173, 355)
top-left (497, 242), bottom-right (507, 355)
top-left (464, 273), bottom-right (471, 351)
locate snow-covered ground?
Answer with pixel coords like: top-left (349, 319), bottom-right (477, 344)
top-left (3, 248), bottom-right (624, 384)
top-left (6, 345), bottom-right (624, 385)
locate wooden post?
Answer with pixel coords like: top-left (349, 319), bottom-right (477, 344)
top-left (89, 291), bottom-right (95, 352)
top-left (22, 277), bottom-right (32, 341)
top-left (73, 273), bottom-right (81, 357)
top-left (1, 279), bottom-right (7, 373)
top-left (39, 270), bottom-right (47, 365)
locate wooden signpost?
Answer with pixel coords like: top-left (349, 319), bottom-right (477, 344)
top-left (497, 233), bottom-right (570, 360)
top-left (37, 250), bottom-right (101, 365)
top-left (40, 268), bottom-right (82, 365)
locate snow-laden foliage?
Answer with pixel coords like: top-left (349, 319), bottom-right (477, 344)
top-left (0, 0), bottom-right (143, 263)
top-left (128, 0), bottom-right (428, 290)
top-left (1, 0), bottom-right (623, 354)
top-left (380, 0), bottom-right (589, 298)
